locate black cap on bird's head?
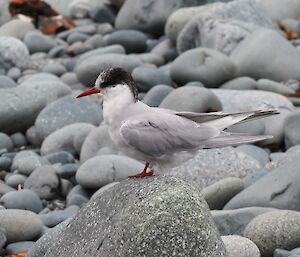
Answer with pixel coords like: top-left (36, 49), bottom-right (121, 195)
top-left (76, 67), bottom-right (138, 101)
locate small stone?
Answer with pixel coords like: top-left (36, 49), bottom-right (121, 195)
top-left (0, 20), bottom-right (34, 40)
top-left (24, 31), bottom-right (56, 54)
top-left (84, 34), bottom-right (106, 49)
top-left (43, 151), bottom-right (75, 165)
top-left (24, 165), bottom-right (60, 200)
top-left (0, 180), bottom-right (15, 198)
top-left (0, 133), bottom-right (13, 152)
top-left (0, 75), bottom-right (17, 89)
top-left (42, 63), bottom-right (67, 76)
top-left (5, 174), bottom-right (27, 189)
top-left (67, 32), bottom-right (90, 45)
top-left (244, 210), bottom-right (300, 257)
top-left (236, 144), bottom-right (269, 166)
top-left (201, 177), bottom-right (244, 210)
top-left (142, 84), bottom-right (174, 107)
top-left (5, 241), bottom-right (35, 255)
top-left (48, 45), bottom-right (66, 58)
top-left (66, 185), bottom-right (90, 207)
top-left (221, 77), bottom-right (258, 90)
top-left (0, 209), bottom-right (43, 243)
top-left (7, 67), bottom-right (21, 80)
top-left (0, 157), bottom-right (11, 171)
top-left (58, 163), bottom-right (79, 179)
top-left (10, 132), bottom-right (27, 148)
top-left (257, 79), bottom-right (295, 95)
top-left (222, 235), bottom-right (260, 257)
top-left (0, 189), bottom-right (43, 213)
top-left (89, 3), bottom-right (116, 24)
top-left (284, 110), bottom-right (300, 148)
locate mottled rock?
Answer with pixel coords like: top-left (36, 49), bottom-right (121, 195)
top-left (170, 48), bottom-right (236, 87)
top-left (41, 123), bottom-right (95, 156)
top-left (44, 177), bottom-right (226, 257)
top-left (24, 165), bottom-right (60, 200)
top-left (168, 147), bottom-right (261, 188)
top-left (201, 177), bottom-right (244, 210)
top-left (212, 207), bottom-right (276, 236)
top-left (160, 86), bottom-right (222, 112)
top-left (222, 235), bottom-right (260, 257)
top-left (0, 189), bottom-right (43, 213)
top-left (0, 209), bottom-right (43, 243)
top-left (76, 155), bottom-right (144, 189)
top-left (35, 95), bottom-right (102, 141)
top-left (244, 210), bottom-right (300, 257)
top-left (224, 157), bottom-right (300, 211)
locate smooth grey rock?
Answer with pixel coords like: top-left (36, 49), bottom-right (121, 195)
top-left (258, 0), bottom-right (300, 20)
top-left (236, 144), bottom-right (269, 166)
top-left (35, 95), bottom-right (102, 141)
top-left (0, 180), bottom-right (15, 198)
top-left (142, 84), bottom-right (174, 107)
top-left (243, 169), bottom-right (268, 188)
top-left (24, 31), bottom-right (56, 54)
top-left (0, 20), bottom-right (34, 40)
top-left (0, 133), bottom-right (13, 152)
top-left (48, 45), bottom-right (66, 58)
top-left (212, 207), bottom-right (276, 236)
top-left (177, 0), bottom-right (276, 55)
top-left (0, 0), bottom-right (10, 26)
top-left (222, 235), bottom-right (260, 257)
top-left (151, 38), bottom-right (178, 62)
top-left (66, 185), bottom-right (90, 207)
top-left (221, 77), bottom-right (258, 90)
top-left (60, 72), bottom-right (78, 85)
top-left (0, 74), bottom-right (71, 134)
top-left (7, 67), bottom-right (21, 80)
top-left (231, 29), bottom-right (300, 81)
top-left (212, 89), bottom-right (294, 145)
top-left (0, 75), bottom-right (17, 89)
top-left (224, 157), bottom-right (300, 211)
top-left (84, 34), bottom-right (106, 49)
top-left (0, 209), bottom-right (43, 243)
top-left (168, 147), bottom-right (262, 188)
top-left (24, 165), bottom-right (60, 200)
top-left (80, 125), bottom-right (117, 163)
top-left (40, 207), bottom-right (78, 227)
top-left (67, 32), bottom-right (90, 45)
top-left (132, 66), bottom-right (172, 91)
top-left (105, 30), bottom-right (147, 53)
top-left (244, 210), bottom-right (300, 257)
top-left (10, 132), bottom-right (27, 148)
top-left (170, 48), bottom-right (236, 87)
top-left (0, 157), bottom-right (11, 171)
top-left (76, 53), bottom-right (142, 86)
top-left (42, 63), bottom-right (67, 76)
top-left (132, 52), bottom-right (165, 66)
top-left (5, 174), bottom-right (27, 189)
top-left (41, 123), bottom-right (95, 156)
top-left (115, 0), bottom-right (209, 36)
top-left (43, 151), bottom-right (75, 165)
top-left (27, 218), bottom-right (72, 257)
top-left (0, 36), bottom-right (31, 71)
top-left (89, 3), bottom-right (116, 24)
top-left (201, 177), bottom-right (244, 210)
top-left (273, 249), bottom-right (291, 257)
top-left (0, 189), bottom-right (43, 213)
top-left (284, 110), bottom-right (300, 148)
top-left (76, 155), bottom-right (144, 189)
top-left (57, 163), bottom-right (79, 179)
top-left (257, 79), bottom-right (295, 95)
top-left (73, 126), bottom-right (94, 153)
top-left (5, 241), bottom-right (34, 254)
top-left (160, 86), bottom-right (222, 112)
top-left (45, 177), bottom-right (227, 257)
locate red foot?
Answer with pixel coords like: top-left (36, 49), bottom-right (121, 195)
top-left (129, 162), bottom-right (155, 178)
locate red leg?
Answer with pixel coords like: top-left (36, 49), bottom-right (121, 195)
top-left (129, 162), bottom-right (154, 178)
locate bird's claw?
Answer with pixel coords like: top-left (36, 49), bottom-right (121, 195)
top-left (129, 170), bottom-right (154, 178)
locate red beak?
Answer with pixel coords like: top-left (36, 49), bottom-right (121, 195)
top-left (76, 87), bottom-right (101, 98)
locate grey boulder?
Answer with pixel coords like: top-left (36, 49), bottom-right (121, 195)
top-left (35, 94), bottom-right (102, 141)
top-left (170, 48), bottom-right (236, 87)
top-left (224, 157), bottom-right (300, 211)
top-left (44, 177), bottom-right (227, 257)
top-left (159, 86), bottom-right (222, 112)
top-left (244, 210), bottom-right (300, 257)
top-left (231, 29), bottom-right (300, 81)
top-left (76, 154), bottom-right (144, 189)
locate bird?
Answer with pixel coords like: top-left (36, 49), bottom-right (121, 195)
top-left (76, 67), bottom-right (279, 178)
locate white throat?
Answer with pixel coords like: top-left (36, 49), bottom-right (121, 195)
top-left (102, 84), bottom-right (135, 127)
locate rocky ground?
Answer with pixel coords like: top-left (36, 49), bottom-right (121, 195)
top-left (0, 0), bottom-right (300, 256)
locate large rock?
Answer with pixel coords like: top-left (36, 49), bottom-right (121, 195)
top-left (222, 235), bottom-right (260, 257)
top-left (177, 0), bottom-right (276, 55)
top-left (76, 155), bottom-right (144, 189)
top-left (170, 48), bottom-right (236, 87)
top-left (244, 210), bottom-right (300, 257)
top-left (44, 177), bottom-right (227, 257)
top-left (0, 20), bottom-right (35, 40)
top-left (168, 147), bottom-right (262, 188)
top-left (0, 209), bottom-right (43, 243)
top-left (224, 157), bottom-right (300, 211)
top-left (115, 0), bottom-right (208, 36)
top-left (41, 123), bottom-right (95, 156)
top-left (0, 37), bottom-right (31, 71)
top-left (212, 207), bottom-right (276, 236)
top-left (0, 74), bottom-right (71, 134)
top-left (75, 53), bottom-right (142, 86)
top-left (231, 29), bottom-right (300, 81)
top-left (35, 94), bottom-right (102, 141)
top-left (212, 89), bottom-right (294, 145)
top-left (159, 85), bottom-right (222, 112)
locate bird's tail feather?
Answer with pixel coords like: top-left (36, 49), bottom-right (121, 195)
top-left (203, 132), bottom-right (272, 149)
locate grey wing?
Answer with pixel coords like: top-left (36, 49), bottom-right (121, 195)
top-left (119, 113), bottom-right (220, 158)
